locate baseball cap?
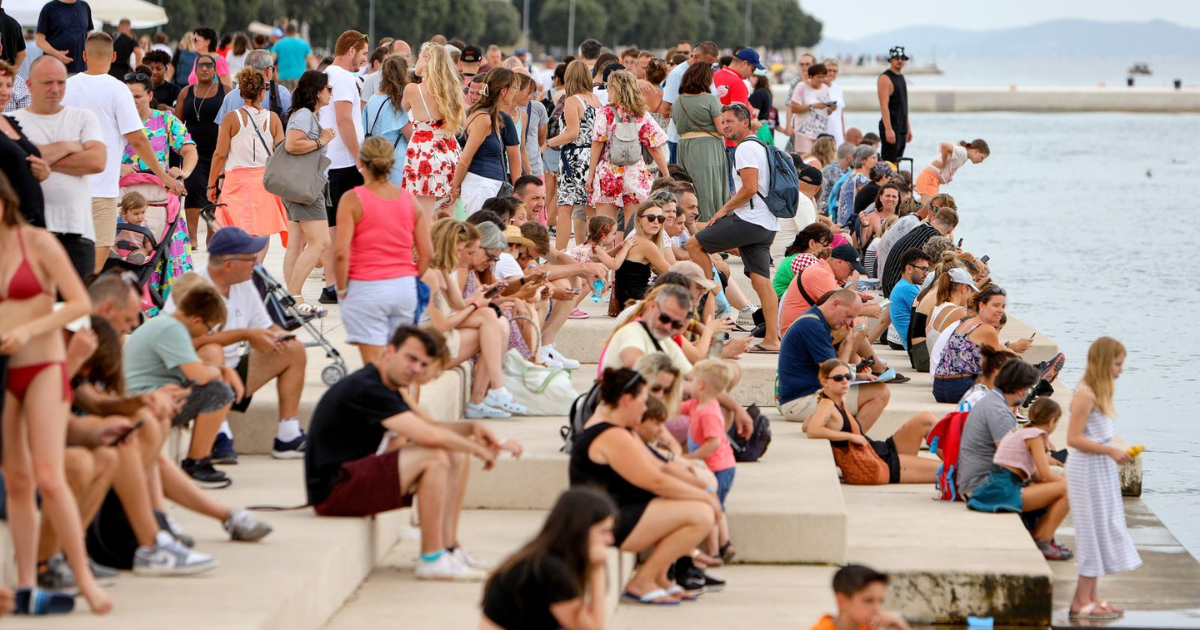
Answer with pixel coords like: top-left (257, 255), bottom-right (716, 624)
top-left (734, 48), bottom-right (765, 70)
top-left (209, 227), bottom-right (268, 256)
top-left (668, 261), bottom-right (718, 292)
top-left (831, 243), bottom-right (866, 274)
top-left (514, 47), bottom-right (527, 56)
top-left (270, 27), bottom-right (284, 38)
top-left (797, 164), bottom-right (823, 187)
top-left (461, 45), bottom-right (483, 63)
top-left (947, 267), bottom-right (979, 291)
top-left (889, 46), bottom-right (909, 61)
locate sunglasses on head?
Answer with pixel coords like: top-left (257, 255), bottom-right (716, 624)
top-left (124, 72), bottom-right (151, 83)
top-left (651, 190), bottom-right (677, 203)
top-left (980, 285), bottom-right (1006, 297)
top-left (657, 313), bottom-right (686, 330)
top-left (828, 373), bottom-right (853, 383)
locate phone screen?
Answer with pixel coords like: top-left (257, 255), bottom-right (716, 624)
top-left (484, 284), bottom-right (503, 299)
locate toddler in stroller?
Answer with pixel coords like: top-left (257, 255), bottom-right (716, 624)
top-left (106, 173), bottom-right (194, 316)
top-left (113, 192), bottom-right (154, 264)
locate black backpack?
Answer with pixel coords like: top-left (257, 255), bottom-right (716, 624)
top-left (727, 404), bottom-right (772, 462)
top-left (561, 380), bottom-right (602, 454)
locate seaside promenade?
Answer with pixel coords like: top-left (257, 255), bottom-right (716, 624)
top-left (3, 240), bottom-right (1196, 629)
top-left (771, 85), bottom-right (1200, 113)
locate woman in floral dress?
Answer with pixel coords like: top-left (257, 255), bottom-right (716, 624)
top-left (122, 72), bottom-right (197, 316)
top-left (586, 70), bottom-right (669, 229)
top-left (403, 42), bottom-right (464, 217)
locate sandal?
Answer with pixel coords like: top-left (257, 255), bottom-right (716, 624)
top-left (568, 308), bottom-right (589, 319)
top-left (14, 587), bottom-right (75, 615)
top-left (622, 588), bottom-right (680, 606)
top-left (719, 541), bottom-right (737, 563)
top-left (745, 345), bottom-right (779, 355)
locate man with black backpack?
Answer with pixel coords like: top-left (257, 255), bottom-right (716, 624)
top-left (686, 102), bottom-right (794, 353)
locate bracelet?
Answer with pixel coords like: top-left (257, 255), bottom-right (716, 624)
top-left (206, 185), bottom-right (216, 190)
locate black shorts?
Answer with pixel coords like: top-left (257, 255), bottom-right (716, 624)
top-left (615, 501), bottom-right (650, 547)
top-left (872, 436), bottom-right (902, 484)
top-left (54, 233), bottom-right (95, 281)
top-left (231, 353), bottom-right (253, 413)
top-left (878, 121), bottom-right (907, 162)
top-left (693, 214), bottom-right (775, 279)
top-left (326, 166), bottom-right (364, 227)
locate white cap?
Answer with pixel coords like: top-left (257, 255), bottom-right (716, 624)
top-left (947, 267), bottom-right (979, 291)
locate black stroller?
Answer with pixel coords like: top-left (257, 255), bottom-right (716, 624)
top-left (251, 264), bottom-right (348, 385)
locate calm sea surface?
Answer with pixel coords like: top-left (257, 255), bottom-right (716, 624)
top-left (836, 109), bottom-right (1200, 558)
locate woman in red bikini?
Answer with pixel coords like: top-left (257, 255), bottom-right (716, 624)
top-left (0, 172), bottom-right (112, 615)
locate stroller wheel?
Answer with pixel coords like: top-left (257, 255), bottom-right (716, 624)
top-left (321, 364), bottom-right (347, 386)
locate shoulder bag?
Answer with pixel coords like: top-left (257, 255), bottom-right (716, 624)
top-left (263, 109), bottom-right (331, 205)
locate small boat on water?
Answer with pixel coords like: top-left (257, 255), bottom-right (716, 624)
top-left (1128, 63), bottom-right (1152, 75)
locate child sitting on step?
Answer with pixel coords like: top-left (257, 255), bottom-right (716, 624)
top-left (811, 564), bottom-right (910, 630)
top-left (684, 359), bottom-right (738, 561)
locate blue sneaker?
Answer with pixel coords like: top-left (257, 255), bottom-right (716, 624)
top-left (211, 433), bottom-right (238, 465)
top-left (271, 432), bottom-right (307, 460)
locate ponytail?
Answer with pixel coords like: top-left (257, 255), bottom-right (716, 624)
top-left (959, 139), bottom-right (990, 155)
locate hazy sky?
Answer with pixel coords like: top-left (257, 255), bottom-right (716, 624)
top-left (813, 0), bottom-right (1200, 40)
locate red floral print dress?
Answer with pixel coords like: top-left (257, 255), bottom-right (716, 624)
top-left (588, 105), bottom-right (667, 207)
top-left (403, 118), bottom-right (459, 198)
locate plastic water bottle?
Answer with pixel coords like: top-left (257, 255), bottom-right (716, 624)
top-left (590, 279), bottom-right (605, 303)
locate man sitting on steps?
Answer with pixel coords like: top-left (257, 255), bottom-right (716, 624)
top-left (305, 325), bottom-right (512, 582)
top-left (163, 227), bottom-right (309, 463)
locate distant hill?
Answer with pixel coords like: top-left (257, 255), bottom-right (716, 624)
top-left (817, 19), bottom-right (1200, 59)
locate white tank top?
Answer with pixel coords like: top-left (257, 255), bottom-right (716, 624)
top-left (226, 107), bottom-right (274, 170)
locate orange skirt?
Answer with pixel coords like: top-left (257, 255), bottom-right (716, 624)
top-left (217, 166), bottom-right (288, 239)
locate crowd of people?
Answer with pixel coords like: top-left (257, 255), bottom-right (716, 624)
top-left (0, 6), bottom-right (1141, 625)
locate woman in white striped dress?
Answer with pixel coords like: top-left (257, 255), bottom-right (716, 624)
top-left (1065, 337), bottom-right (1141, 620)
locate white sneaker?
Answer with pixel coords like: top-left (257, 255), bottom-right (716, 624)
top-left (224, 509), bottom-right (273, 542)
top-left (453, 547), bottom-right (496, 571)
top-left (133, 535), bottom-right (218, 576)
top-left (537, 345), bottom-right (564, 369)
top-left (545, 344), bottom-right (580, 370)
top-left (414, 552), bottom-right (487, 582)
top-left (465, 402), bottom-right (512, 419)
top-left (736, 306), bottom-right (758, 328)
top-left (483, 389), bottom-right (528, 415)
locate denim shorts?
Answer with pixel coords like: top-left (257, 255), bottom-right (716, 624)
top-left (715, 467), bottom-right (736, 510)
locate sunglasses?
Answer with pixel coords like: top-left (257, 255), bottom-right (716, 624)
top-left (658, 313), bottom-right (686, 330)
top-left (828, 373), bottom-right (854, 383)
top-left (651, 190), bottom-right (677, 203)
top-left (980, 285), bottom-right (1007, 297)
top-left (642, 214), bottom-right (666, 223)
top-left (649, 384), bottom-right (668, 394)
top-left (124, 72), bottom-right (151, 83)
top-left (196, 62), bottom-right (216, 69)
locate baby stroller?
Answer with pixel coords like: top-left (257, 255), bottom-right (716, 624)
top-left (105, 172), bottom-right (194, 316)
top-left (252, 264), bottom-right (347, 385)
top-left (198, 205), bottom-right (347, 385)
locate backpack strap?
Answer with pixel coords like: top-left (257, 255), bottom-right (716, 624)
top-left (795, 272), bottom-right (818, 307)
top-left (636, 319), bottom-right (664, 353)
top-left (736, 135), bottom-right (773, 209)
top-left (241, 107), bottom-right (273, 159)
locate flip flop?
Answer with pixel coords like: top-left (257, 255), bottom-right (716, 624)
top-left (622, 588), bottom-right (681, 606)
top-left (1068, 603), bottom-right (1120, 620)
top-left (745, 345), bottom-right (779, 354)
top-left (666, 584), bottom-right (701, 601)
top-left (14, 588), bottom-right (75, 615)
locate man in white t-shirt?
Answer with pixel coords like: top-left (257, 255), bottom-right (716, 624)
top-left (317, 30), bottom-right (369, 305)
top-left (63, 31), bottom-right (183, 273)
top-left (660, 41), bottom-right (718, 164)
top-left (163, 228), bottom-right (310, 464)
top-left (686, 102), bottom-right (781, 352)
top-left (12, 56), bottom-right (105, 279)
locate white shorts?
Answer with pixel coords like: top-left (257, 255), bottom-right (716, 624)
top-left (780, 386), bottom-right (860, 423)
top-left (341, 276), bottom-right (419, 346)
top-left (460, 172), bottom-right (504, 215)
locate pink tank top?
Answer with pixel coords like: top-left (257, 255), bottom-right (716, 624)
top-left (992, 427), bottom-right (1047, 480)
top-left (348, 185), bottom-right (419, 281)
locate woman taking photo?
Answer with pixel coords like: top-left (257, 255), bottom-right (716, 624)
top-left (363, 56), bottom-right (411, 186)
top-left (1066, 337), bottom-right (1140, 620)
top-left (333, 136), bottom-right (434, 364)
top-left (451, 68), bottom-right (522, 214)
top-left (803, 359), bottom-right (940, 485)
top-left (546, 60), bottom-right (600, 247)
top-left (836, 145), bottom-right (876, 227)
top-left (176, 53), bottom-right (227, 245)
top-left (481, 487), bottom-right (615, 630)
top-left (403, 42), bottom-right (464, 217)
top-left (789, 63), bottom-right (832, 154)
top-left (280, 70), bottom-right (336, 313)
top-left (423, 218), bottom-right (526, 419)
top-left (569, 367), bottom-right (720, 605)
top-left (671, 62), bottom-right (726, 222)
top-left (0, 62), bottom-right (49, 226)
top-left (611, 198), bottom-right (672, 315)
top-left (0, 174), bottom-right (112, 614)
top-left (821, 58), bottom-right (847, 145)
top-left (188, 27), bottom-right (232, 87)
top-left (208, 67), bottom-right (287, 258)
top-left (586, 70), bottom-right (669, 225)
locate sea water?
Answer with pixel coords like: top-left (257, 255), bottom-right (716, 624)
top-left (837, 110), bottom-right (1200, 558)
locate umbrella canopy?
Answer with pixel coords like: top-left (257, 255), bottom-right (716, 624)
top-left (5, 0), bottom-right (168, 29)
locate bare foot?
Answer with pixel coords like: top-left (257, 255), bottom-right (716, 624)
top-left (82, 586), bottom-right (113, 615)
top-left (0, 587), bottom-right (13, 616)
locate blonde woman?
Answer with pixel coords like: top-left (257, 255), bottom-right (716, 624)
top-left (403, 42), bottom-right (465, 216)
top-left (611, 199), bottom-right (672, 313)
top-left (546, 60), bottom-right (601, 247)
top-left (422, 218), bottom-right (526, 418)
top-left (586, 70), bottom-right (669, 225)
top-left (1066, 337), bottom-right (1140, 620)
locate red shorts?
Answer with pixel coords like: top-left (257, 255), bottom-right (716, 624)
top-left (313, 450), bottom-right (413, 517)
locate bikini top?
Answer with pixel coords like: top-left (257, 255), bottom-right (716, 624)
top-left (0, 228), bottom-right (48, 303)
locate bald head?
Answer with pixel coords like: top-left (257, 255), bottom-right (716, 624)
top-left (27, 56), bottom-right (67, 112)
top-left (819, 288), bottom-right (862, 331)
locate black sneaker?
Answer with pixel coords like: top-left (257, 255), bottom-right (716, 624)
top-left (689, 565), bottom-right (726, 592)
top-left (318, 286), bottom-right (338, 304)
top-left (211, 433), bottom-right (238, 465)
top-left (182, 458), bottom-right (232, 489)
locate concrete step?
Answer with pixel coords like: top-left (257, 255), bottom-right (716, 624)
top-left (463, 413), bottom-right (848, 565)
top-left (323, 510), bottom-right (636, 629)
top-left (1, 457), bottom-right (403, 630)
top-left (842, 483), bottom-right (1053, 626)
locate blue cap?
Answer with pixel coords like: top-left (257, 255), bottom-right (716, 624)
top-left (735, 48), bottom-right (765, 71)
top-left (270, 28), bottom-right (284, 38)
top-left (209, 227), bottom-right (268, 255)
top-left (514, 47), bottom-right (527, 56)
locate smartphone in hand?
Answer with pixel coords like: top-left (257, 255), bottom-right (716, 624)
top-left (109, 419), bottom-right (146, 446)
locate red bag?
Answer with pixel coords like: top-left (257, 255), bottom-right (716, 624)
top-left (928, 410), bottom-right (969, 501)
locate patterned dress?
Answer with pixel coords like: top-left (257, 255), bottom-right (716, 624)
top-left (588, 106), bottom-right (667, 207)
top-left (1066, 388), bottom-right (1142, 578)
top-left (556, 95), bottom-right (597, 207)
top-left (403, 85), bottom-right (459, 199)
